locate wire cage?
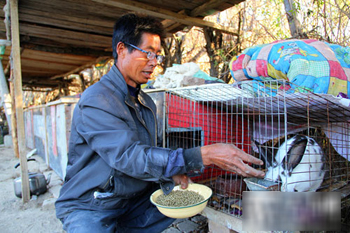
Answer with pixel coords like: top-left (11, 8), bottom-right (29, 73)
top-left (163, 80), bottom-right (350, 228)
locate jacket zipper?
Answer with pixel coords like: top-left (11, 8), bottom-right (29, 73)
top-left (139, 99), bottom-right (158, 146)
top-left (125, 100), bottom-right (156, 146)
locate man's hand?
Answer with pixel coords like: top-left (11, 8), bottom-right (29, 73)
top-left (172, 174), bottom-right (193, 189)
top-left (201, 143), bottom-right (265, 178)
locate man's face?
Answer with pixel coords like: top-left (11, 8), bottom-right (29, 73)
top-left (116, 33), bottom-right (162, 88)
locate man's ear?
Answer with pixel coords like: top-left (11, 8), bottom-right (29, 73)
top-left (116, 42), bottom-right (127, 59)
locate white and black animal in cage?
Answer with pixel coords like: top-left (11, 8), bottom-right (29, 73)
top-left (257, 135), bottom-right (326, 192)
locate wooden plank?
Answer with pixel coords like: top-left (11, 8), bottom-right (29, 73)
top-left (21, 41), bottom-right (112, 58)
top-left (19, 23), bottom-right (112, 48)
top-left (22, 82), bottom-right (66, 89)
top-left (21, 61), bottom-right (78, 72)
top-left (202, 206), bottom-right (243, 232)
top-left (161, 10), bottom-right (188, 33)
top-left (20, 36), bottom-right (111, 57)
top-left (9, 81), bottom-right (19, 158)
top-left (21, 77), bottom-right (69, 85)
top-left (190, 0), bottom-right (229, 17)
top-left (18, 9), bottom-right (113, 35)
top-left (21, 54), bottom-right (96, 67)
top-left (20, 67), bottom-right (80, 75)
top-left (21, 0), bottom-right (126, 19)
top-left (21, 58), bottom-right (94, 69)
top-left (92, 0), bottom-right (239, 36)
top-left (21, 69), bottom-right (66, 75)
top-left (21, 43), bottom-right (111, 57)
top-left (50, 56), bottom-right (110, 79)
top-left (21, 0), bottom-right (192, 18)
top-left (10, 0), bottom-right (30, 203)
top-left (21, 56), bottom-right (91, 66)
top-left (21, 37), bottom-right (108, 51)
top-left (21, 49), bottom-right (97, 62)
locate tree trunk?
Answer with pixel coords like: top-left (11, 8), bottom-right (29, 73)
top-left (162, 35), bottom-right (183, 70)
top-left (174, 37), bottom-right (183, 64)
top-left (203, 27), bottom-right (219, 78)
top-left (284, 0), bottom-right (302, 37)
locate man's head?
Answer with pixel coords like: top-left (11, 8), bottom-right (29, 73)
top-left (112, 13), bottom-right (166, 87)
top-left (112, 13), bottom-right (165, 62)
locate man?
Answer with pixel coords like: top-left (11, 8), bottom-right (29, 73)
top-left (55, 13), bottom-right (265, 232)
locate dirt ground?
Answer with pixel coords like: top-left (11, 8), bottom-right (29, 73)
top-left (0, 145), bottom-right (210, 233)
top-left (0, 145), bottom-right (65, 233)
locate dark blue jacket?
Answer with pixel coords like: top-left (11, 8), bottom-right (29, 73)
top-left (55, 65), bottom-right (203, 219)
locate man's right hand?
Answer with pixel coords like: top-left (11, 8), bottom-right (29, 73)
top-left (200, 143), bottom-right (265, 178)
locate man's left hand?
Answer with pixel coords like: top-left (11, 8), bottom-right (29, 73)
top-left (172, 174), bottom-right (193, 189)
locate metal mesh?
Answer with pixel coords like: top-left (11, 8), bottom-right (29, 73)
top-left (163, 80), bottom-right (350, 226)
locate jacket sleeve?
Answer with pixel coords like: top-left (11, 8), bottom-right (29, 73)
top-left (164, 147), bottom-right (204, 177)
top-left (77, 93), bottom-right (166, 178)
top-left (76, 92), bottom-right (203, 185)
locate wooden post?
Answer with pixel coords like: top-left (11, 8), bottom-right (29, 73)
top-left (9, 0), bottom-right (30, 203)
top-left (9, 76), bottom-right (19, 158)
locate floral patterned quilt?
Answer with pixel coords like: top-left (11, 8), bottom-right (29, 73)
top-left (229, 39), bottom-right (350, 97)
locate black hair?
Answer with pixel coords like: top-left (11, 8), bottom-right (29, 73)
top-left (112, 13), bottom-right (165, 63)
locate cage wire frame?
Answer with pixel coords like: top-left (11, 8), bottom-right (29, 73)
top-left (163, 80), bottom-right (350, 226)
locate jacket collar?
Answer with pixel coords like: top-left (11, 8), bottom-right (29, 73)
top-left (106, 65), bottom-right (149, 107)
top-left (106, 65), bottom-right (129, 97)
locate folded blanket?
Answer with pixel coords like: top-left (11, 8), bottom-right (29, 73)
top-left (229, 39), bottom-right (350, 97)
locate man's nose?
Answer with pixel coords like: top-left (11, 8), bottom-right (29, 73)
top-left (148, 56), bottom-right (157, 66)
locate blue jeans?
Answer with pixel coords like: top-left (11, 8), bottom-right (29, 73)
top-left (61, 189), bottom-right (175, 233)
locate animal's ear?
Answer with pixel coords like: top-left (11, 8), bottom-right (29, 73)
top-left (252, 140), bottom-right (274, 168)
top-left (282, 135), bottom-right (308, 175)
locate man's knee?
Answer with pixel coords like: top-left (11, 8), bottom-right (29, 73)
top-left (62, 210), bottom-right (117, 233)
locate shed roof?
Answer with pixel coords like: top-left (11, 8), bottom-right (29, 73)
top-left (0, 0), bottom-right (242, 89)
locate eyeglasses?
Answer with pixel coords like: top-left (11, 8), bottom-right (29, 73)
top-left (124, 42), bottom-right (164, 64)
